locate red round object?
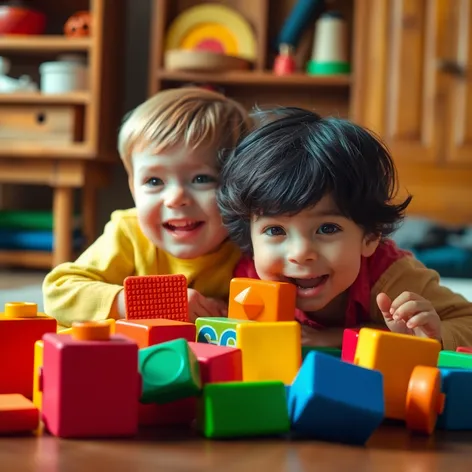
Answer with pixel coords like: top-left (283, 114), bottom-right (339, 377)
top-left (0, 6), bottom-right (46, 35)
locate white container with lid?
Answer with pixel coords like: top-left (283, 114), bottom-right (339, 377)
top-left (39, 61), bottom-right (88, 94)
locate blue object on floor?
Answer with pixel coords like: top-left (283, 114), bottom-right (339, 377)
top-left (0, 228), bottom-right (83, 251)
top-left (437, 368), bottom-right (472, 430)
top-left (288, 351), bottom-right (384, 445)
top-left (413, 247), bottom-right (472, 279)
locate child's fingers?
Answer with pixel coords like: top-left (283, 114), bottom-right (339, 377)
top-left (376, 292), bottom-right (393, 320)
top-left (391, 300), bottom-right (433, 322)
top-left (389, 291), bottom-right (423, 313)
top-left (404, 312), bottom-right (434, 329)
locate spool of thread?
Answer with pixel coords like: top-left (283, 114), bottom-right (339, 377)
top-left (273, 44), bottom-right (296, 76)
top-left (306, 11), bottom-right (350, 75)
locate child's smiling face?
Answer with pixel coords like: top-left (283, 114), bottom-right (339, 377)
top-left (250, 194), bottom-right (379, 314)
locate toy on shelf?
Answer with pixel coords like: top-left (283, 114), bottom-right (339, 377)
top-left (273, 44), bottom-right (297, 76)
top-left (39, 54), bottom-right (88, 94)
top-left (164, 3), bottom-right (256, 72)
top-left (306, 11), bottom-right (351, 75)
top-left (0, 2), bottom-right (46, 35)
top-left (0, 56), bottom-right (37, 93)
top-left (64, 11), bottom-right (91, 37)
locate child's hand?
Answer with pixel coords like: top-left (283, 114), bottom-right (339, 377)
top-left (187, 288), bottom-right (227, 322)
top-left (376, 292), bottom-right (442, 342)
top-left (301, 324), bottom-right (344, 348)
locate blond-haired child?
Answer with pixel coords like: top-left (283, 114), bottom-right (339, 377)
top-left (43, 87), bottom-right (252, 327)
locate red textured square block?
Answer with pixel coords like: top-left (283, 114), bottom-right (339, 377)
top-left (115, 318), bottom-right (196, 349)
top-left (124, 275), bottom-right (189, 322)
top-left (0, 394), bottom-right (39, 433)
top-left (188, 342), bottom-right (242, 384)
top-left (41, 333), bottom-right (140, 438)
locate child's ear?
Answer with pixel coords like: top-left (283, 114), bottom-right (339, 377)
top-left (361, 233), bottom-right (380, 258)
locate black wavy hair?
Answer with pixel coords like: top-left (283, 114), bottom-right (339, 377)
top-left (216, 106), bottom-right (412, 254)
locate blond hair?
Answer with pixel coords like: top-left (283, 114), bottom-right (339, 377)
top-left (118, 87), bottom-right (252, 175)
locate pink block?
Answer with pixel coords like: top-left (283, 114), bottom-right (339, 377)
top-left (41, 333), bottom-right (140, 438)
top-left (457, 346), bottom-right (472, 354)
top-left (138, 397), bottom-right (196, 427)
top-left (188, 342), bottom-right (242, 384)
top-left (341, 328), bottom-right (361, 363)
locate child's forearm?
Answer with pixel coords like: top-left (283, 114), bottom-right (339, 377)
top-left (109, 289), bottom-right (126, 320)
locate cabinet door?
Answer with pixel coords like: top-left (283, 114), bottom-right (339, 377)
top-left (443, 0), bottom-right (472, 164)
top-left (353, 0), bottom-right (444, 164)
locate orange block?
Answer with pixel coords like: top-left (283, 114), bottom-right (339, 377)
top-left (0, 394), bottom-right (39, 433)
top-left (115, 319), bottom-right (196, 349)
top-left (0, 302), bottom-right (57, 398)
top-left (228, 278), bottom-right (296, 322)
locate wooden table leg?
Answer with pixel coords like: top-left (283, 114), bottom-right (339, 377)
top-left (52, 186), bottom-right (73, 267)
top-left (81, 182), bottom-right (97, 248)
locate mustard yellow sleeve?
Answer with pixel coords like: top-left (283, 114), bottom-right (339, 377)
top-left (370, 256), bottom-right (472, 350)
top-left (42, 211), bottom-right (136, 327)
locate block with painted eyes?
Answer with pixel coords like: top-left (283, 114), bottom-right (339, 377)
top-left (195, 316), bottom-right (254, 348)
top-left (228, 278), bottom-right (296, 322)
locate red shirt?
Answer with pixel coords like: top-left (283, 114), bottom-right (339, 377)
top-left (233, 239), bottom-right (411, 329)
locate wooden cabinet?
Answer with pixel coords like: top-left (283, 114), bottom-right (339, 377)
top-left (0, 0), bottom-right (123, 268)
top-left (355, 0), bottom-right (472, 225)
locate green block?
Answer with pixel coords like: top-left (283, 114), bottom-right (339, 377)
top-left (302, 345), bottom-right (342, 361)
top-left (139, 338), bottom-right (201, 404)
top-left (195, 317), bottom-right (254, 347)
top-left (198, 381), bottom-right (290, 438)
top-left (438, 351), bottom-right (472, 369)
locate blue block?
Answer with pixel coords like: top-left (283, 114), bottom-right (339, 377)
top-left (438, 368), bottom-right (472, 430)
top-left (288, 351), bottom-right (384, 445)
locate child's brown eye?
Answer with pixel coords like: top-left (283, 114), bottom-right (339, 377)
top-left (264, 226), bottom-right (285, 236)
top-left (317, 224), bottom-right (340, 235)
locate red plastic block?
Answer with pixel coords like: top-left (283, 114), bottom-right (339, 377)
top-left (341, 328), bottom-right (361, 363)
top-left (41, 322), bottom-right (140, 438)
top-left (189, 342), bottom-right (243, 384)
top-left (138, 397), bottom-right (197, 427)
top-left (0, 394), bottom-right (39, 433)
top-left (115, 318), bottom-right (196, 349)
top-left (0, 302), bottom-right (57, 398)
top-left (124, 275), bottom-right (189, 321)
top-left (456, 347), bottom-right (472, 354)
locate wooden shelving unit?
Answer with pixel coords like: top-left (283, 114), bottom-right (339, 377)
top-left (0, 0), bottom-right (124, 269)
top-left (149, 0), bottom-right (357, 118)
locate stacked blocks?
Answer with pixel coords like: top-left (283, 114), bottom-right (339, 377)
top-left (195, 316), bottom-right (253, 347)
top-left (289, 351), bottom-right (384, 445)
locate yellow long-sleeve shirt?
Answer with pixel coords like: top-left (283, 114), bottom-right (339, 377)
top-left (43, 208), bottom-right (241, 327)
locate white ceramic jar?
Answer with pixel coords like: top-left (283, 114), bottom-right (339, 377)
top-left (39, 60), bottom-right (88, 94)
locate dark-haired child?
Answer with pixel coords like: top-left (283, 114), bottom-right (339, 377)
top-left (217, 107), bottom-right (472, 349)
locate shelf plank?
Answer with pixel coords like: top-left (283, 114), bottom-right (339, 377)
top-left (0, 249), bottom-right (52, 269)
top-left (0, 143), bottom-right (93, 159)
top-left (0, 36), bottom-right (91, 53)
top-left (157, 69), bottom-right (351, 86)
top-left (0, 92), bottom-right (90, 104)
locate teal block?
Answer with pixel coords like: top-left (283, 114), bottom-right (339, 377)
top-left (198, 381), bottom-right (290, 438)
top-left (438, 351), bottom-right (472, 370)
top-left (195, 317), bottom-right (254, 347)
top-left (302, 346), bottom-right (342, 361)
top-left (139, 338), bottom-right (201, 404)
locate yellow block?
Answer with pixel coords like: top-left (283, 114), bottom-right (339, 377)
top-left (354, 328), bottom-right (441, 420)
top-left (236, 321), bottom-right (301, 384)
top-left (32, 340), bottom-right (43, 410)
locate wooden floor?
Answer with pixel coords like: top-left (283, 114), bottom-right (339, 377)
top-left (0, 268), bottom-right (47, 290)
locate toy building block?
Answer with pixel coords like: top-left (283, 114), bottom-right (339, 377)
top-left (302, 345), bottom-right (341, 361)
top-left (139, 338), bottom-right (201, 404)
top-left (341, 328), bottom-right (361, 363)
top-left (195, 316), bottom-right (254, 347)
top-left (124, 274), bottom-right (188, 322)
top-left (236, 321), bottom-right (301, 384)
top-left (0, 394), bottom-right (39, 434)
top-left (438, 351), bottom-right (472, 369)
top-left (456, 346), bottom-right (472, 354)
top-left (41, 321), bottom-right (140, 438)
top-left (115, 318), bottom-right (196, 349)
top-left (188, 342), bottom-right (242, 384)
top-left (289, 351), bottom-right (384, 445)
top-left (58, 318), bottom-right (115, 335)
top-left (354, 328), bottom-right (441, 420)
top-left (405, 366), bottom-right (445, 435)
top-left (0, 302), bottom-right (57, 398)
top-left (437, 368), bottom-right (472, 430)
top-left (198, 381), bottom-right (290, 438)
top-left (228, 278), bottom-right (296, 322)
top-left (138, 397), bottom-right (196, 427)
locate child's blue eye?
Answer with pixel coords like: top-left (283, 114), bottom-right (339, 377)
top-left (317, 223), bottom-right (340, 235)
top-left (264, 226), bottom-right (286, 236)
top-left (193, 175), bottom-right (215, 184)
top-left (145, 177), bottom-right (163, 187)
